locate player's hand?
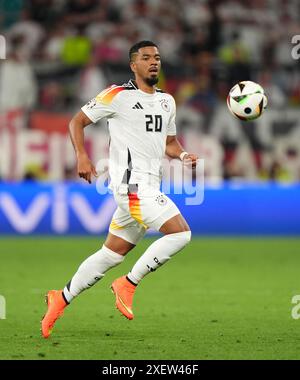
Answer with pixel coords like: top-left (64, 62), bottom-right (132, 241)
top-left (77, 153), bottom-right (98, 184)
top-left (183, 153), bottom-right (199, 168)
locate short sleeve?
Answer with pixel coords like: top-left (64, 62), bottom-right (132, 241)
top-left (81, 85), bottom-right (124, 123)
top-left (167, 96), bottom-right (177, 136)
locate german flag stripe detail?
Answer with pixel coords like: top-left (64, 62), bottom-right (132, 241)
top-left (109, 219), bottom-right (125, 230)
top-left (96, 86), bottom-right (125, 105)
top-left (128, 192), bottom-right (147, 228)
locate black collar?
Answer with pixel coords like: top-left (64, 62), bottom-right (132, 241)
top-left (129, 79), bottom-right (138, 89)
top-left (128, 79), bottom-right (162, 93)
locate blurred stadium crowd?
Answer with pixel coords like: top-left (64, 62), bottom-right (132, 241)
top-left (1, 0), bottom-right (300, 183)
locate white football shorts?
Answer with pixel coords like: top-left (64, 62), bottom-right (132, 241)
top-left (109, 184), bottom-right (181, 245)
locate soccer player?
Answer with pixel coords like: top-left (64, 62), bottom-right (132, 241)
top-left (41, 41), bottom-right (198, 338)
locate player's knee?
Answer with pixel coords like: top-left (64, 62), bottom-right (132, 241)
top-left (172, 230), bottom-right (191, 250)
top-left (181, 230), bottom-right (192, 246)
top-left (105, 234), bottom-right (135, 256)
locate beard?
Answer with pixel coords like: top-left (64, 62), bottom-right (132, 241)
top-left (145, 76), bottom-right (159, 86)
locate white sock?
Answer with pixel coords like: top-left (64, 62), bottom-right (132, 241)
top-left (127, 231), bottom-right (191, 285)
top-left (63, 245), bottom-right (125, 303)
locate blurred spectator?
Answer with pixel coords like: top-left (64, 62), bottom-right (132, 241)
top-left (78, 57), bottom-right (107, 103)
top-left (218, 31), bottom-right (251, 85)
top-left (185, 73), bottom-right (217, 125)
top-left (40, 81), bottom-right (65, 111)
top-left (181, 30), bottom-right (209, 66)
top-left (61, 27), bottom-right (92, 66)
top-left (6, 9), bottom-right (45, 60)
top-left (257, 70), bottom-right (285, 109)
top-left (181, 0), bottom-right (211, 28)
top-left (94, 34), bottom-right (124, 63)
top-left (206, 0), bottom-right (222, 53)
top-left (26, 0), bottom-right (59, 28)
top-left (43, 20), bottom-right (68, 61)
top-left (0, 35), bottom-right (37, 113)
top-left (122, 0), bottom-right (155, 40)
top-left (64, 0), bottom-right (104, 28)
top-left (210, 103), bottom-right (244, 148)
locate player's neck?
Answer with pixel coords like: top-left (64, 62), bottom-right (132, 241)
top-left (135, 78), bottom-right (156, 94)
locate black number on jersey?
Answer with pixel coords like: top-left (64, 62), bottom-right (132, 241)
top-left (145, 115), bottom-right (162, 132)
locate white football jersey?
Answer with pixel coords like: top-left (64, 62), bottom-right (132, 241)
top-left (81, 79), bottom-right (177, 192)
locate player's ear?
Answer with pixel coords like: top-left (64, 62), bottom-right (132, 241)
top-left (130, 61), bottom-right (136, 74)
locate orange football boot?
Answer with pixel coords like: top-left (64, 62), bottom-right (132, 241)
top-left (41, 290), bottom-right (68, 338)
top-left (111, 276), bottom-right (136, 320)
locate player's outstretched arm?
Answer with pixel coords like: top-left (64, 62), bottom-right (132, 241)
top-left (69, 110), bottom-right (98, 184)
top-left (165, 135), bottom-right (198, 167)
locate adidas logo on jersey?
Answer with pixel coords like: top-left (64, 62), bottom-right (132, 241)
top-left (132, 102), bottom-right (143, 109)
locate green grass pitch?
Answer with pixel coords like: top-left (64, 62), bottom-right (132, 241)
top-left (0, 237), bottom-right (300, 360)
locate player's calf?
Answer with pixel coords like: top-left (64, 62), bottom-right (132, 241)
top-left (111, 231), bottom-right (191, 319)
top-left (62, 244), bottom-right (125, 303)
top-left (127, 230), bottom-right (192, 286)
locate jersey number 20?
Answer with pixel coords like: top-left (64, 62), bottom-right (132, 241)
top-left (145, 115), bottom-right (162, 132)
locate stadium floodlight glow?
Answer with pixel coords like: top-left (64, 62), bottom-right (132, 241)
top-left (0, 35), bottom-right (6, 59)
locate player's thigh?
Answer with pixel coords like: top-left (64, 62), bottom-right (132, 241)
top-left (108, 205), bottom-right (146, 253)
top-left (137, 189), bottom-right (185, 232)
top-left (159, 213), bottom-right (190, 234)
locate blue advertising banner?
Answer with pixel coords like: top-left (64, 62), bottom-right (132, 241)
top-left (0, 182), bottom-right (299, 235)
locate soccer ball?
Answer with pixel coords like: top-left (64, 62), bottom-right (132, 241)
top-left (227, 81), bottom-right (267, 121)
